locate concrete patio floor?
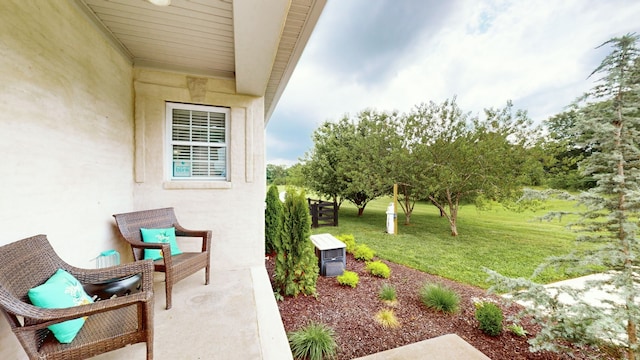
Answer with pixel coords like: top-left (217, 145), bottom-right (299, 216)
top-left (84, 265), bottom-right (491, 360)
top-left (91, 266), bottom-right (292, 360)
top-left (353, 334), bottom-right (491, 360)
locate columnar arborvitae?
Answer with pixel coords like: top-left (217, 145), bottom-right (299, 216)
top-left (264, 184), bottom-right (282, 254)
top-left (274, 188), bottom-right (318, 297)
top-left (488, 34), bottom-right (640, 359)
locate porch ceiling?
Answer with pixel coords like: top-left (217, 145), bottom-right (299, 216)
top-left (74, 0), bottom-right (325, 121)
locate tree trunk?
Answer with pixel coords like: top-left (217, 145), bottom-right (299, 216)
top-left (612, 94), bottom-right (637, 360)
top-left (404, 213), bottom-right (411, 225)
top-left (357, 207), bottom-right (364, 216)
top-left (398, 184), bottom-right (414, 225)
top-left (447, 191), bottom-right (459, 236)
top-left (449, 220), bottom-right (458, 236)
top-left (626, 317), bottom-right (636, 360)
top-left (428, 191), bottom-right (460, 236)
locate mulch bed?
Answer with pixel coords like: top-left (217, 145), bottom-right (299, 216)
top-left (266, 253), bottom-right (613, 360)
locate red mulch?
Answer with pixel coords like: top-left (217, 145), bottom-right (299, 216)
top-left (266, 253), bottom-right (613, 360)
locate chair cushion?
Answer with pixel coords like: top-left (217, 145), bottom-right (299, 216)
top-left (27, 269), bottom-right (94, 343)
top-left (141, 227), bottom-right (183, 260)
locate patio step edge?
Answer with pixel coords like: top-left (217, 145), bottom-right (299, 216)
top-left (251, 266), bottom-right (294, 360)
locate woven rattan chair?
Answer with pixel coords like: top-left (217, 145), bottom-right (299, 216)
top-left (0, 234), bottom-right (154, 360)
top-left (113, 207), bottom-right (211, 309)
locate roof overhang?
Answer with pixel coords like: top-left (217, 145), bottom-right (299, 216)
top-left (74, 0), bottom-right (326, 122)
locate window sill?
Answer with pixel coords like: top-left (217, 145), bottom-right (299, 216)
top-left (163, 181), bottom-right (232, 190)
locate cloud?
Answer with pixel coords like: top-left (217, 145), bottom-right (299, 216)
top-left (307, 0), bottom-right (458, 86)
top-left (265, 109), bottom-right (319, 166)
top-left (266, 0), bottom-right (640, 166)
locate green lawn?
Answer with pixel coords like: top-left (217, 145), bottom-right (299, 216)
top-left (310, 195), bottom-right (587, 289)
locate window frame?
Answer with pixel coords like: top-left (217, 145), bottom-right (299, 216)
top-left (165, 102), bottom-right (230, 182)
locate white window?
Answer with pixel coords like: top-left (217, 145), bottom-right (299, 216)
top-left (166, 102), bottom-right (229, 181)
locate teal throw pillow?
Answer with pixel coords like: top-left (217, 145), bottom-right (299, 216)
top-left (27, 269), bottom-right (94, 343)
top-left (141, 227), bottom-right (182, 261)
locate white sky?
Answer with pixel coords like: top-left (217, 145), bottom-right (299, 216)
top-left (266, 0), bottom-right (640, 166)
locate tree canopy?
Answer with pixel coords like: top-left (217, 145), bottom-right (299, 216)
top-left (301, 98), bottom-right (541, 235)
top-left (301, 109), bottom-right (399, 216)
top-left (402, 98), bottom-right (540, 235)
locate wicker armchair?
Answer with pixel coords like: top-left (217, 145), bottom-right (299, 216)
top-left (0, 235), bottom-right (154, 360)
top-left (113, 207), bottom-right (211, 309)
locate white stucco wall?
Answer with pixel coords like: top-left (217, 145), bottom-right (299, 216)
top-left (0, 1), bottom-right (269, 357)
top-left (0, 0), bottom-right (134, 264)
top-left (132, 69), bottom-right (267, 270)
top-left (0, 1), bottom-right (134, 357)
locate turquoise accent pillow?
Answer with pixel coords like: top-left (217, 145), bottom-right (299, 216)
top-left (27, 269), bottom-right (94, 343)
top-left (141, 227), bottom-right (182, 260)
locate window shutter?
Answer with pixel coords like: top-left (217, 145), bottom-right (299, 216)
top-left (167, 103), bottom-right (229, 180)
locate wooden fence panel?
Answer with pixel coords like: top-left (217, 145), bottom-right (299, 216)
top-left (307, 198), bottom-right (338, 228)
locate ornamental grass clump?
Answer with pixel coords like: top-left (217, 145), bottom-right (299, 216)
top-left (353, 244), bottom-right (375, 261)
top-left (474, 301), bottom-right (503, 336)
top-left (419, 282), bottom-right (460, 314)
top-left (378, 283), bottom-right (397, 301)
top-left (336, 271), bottom-right (359, 288)
top-left (288, 321), bottom-right (337, 360)
top-left (366, 260), bottom-right (391, 279)
top-left (375, 308), bottom-right (400, 329)
top-left (378, 283), bottom-right (398, 306)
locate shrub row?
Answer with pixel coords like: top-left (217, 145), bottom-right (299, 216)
top-left (287, 234), bottom-right (520, 358)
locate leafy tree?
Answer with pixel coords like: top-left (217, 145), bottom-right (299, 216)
top-left (266, 164), bottom-right (288, 185)
top-left (265, 184), bottom-right (282, 254)
top-left (488, 34), bottom-right (640, 359)
top-left (388, 113), bottom-right (431, 225)
top-left (541, 109), bottom-right (595, 190)
top-left (341, 109), bottom-right (398, 216)
top-left (301, 109), bottom-right (398, 216)
top-left (285, 163), bottom-right (305, 187)
top-left (301, 120), bottom-right (349, 207)
top-left (405, 98), bottom-right (539, 236)
top-left (274, 188), bottom-right (318, 297)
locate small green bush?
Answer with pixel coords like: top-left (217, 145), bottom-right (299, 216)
top-left (353, 244), bottom-right (375, 261)
top-left (336, 271), bottom-right (359, 288)
top-left (419, 283), bottom-right (460, 314)
top-left (335, 234), bottom-right (357, 253)
top-left (475, 302), bottom-right (503, 336)
top-left (288, 321), bottom-right (337, 360)
top-left (507, 323), bottom-right (527, 337)
top-left (366, 261), bottom-right (391, 279)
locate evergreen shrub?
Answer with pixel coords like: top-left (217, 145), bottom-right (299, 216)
top-left (264, 184), bottom-right (283, 254)
top-left (274, 188), bottom-right (319, 297)
top-left (474, 301), bottom-right (503, 336)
